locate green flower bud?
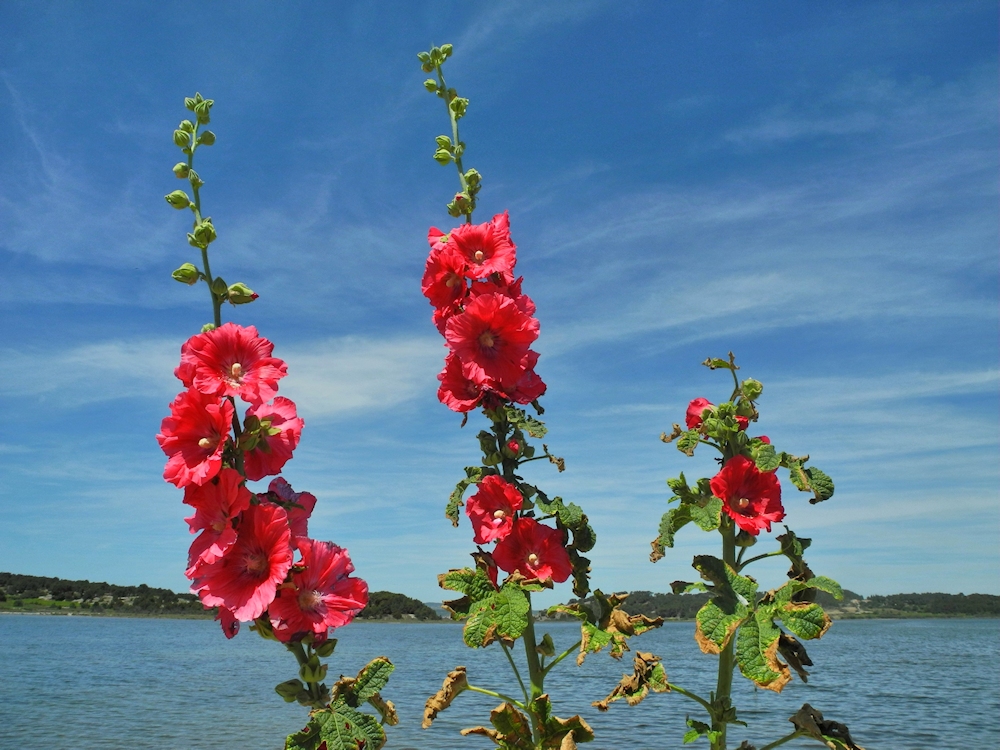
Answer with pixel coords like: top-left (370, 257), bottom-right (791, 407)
top-left (187, 169), bottom-right (204, 188)
top-left (449, 97), bottom-right (469, 118)
top-left (193, 219), bottom-right (216, 245)
top-left (184, 97), bottom-right (197, 111)
top-left (464, 168), bottom-right (481, 186)
top-left (314, 638), bottom-right (337, 658)
top-left (211, 276), bottom-right (228, 296)
top-left (171, 262), bottom-right (200, 285)
top-left (741, 378), bottom-right (763, 401)
top-left (435, 135), bottom-right (452, 148)
top-left (424, 78), bottom-right (438, 93)
top-left (194, 98), bottom-right (214, 124)
top-left (735, 530), bottom-right (758, 548)
top-left (200, 323), bottom-right (216, 333)
top-left (416, 51), bottom-right (431, 63)
top-left (227, 282), bottom-right (258, 305)
top-left (299, 660), bottom-right (327, 684)
top-left (275, 679), bottom-right (305, 702)
top-left (164, 190), bottom-right (191, 209)
top-left (433, 148), bottom-right (452, 165)
top-left (441, 43), bottom-right (453, 57)
top-left (198, 130), bottom-right (216, 146)
top-left (187, 233), bottom-right (204, 249)
top-left (173, 129), bottom-right (191, 148)
top-left (178, 119), bottom-right (195, 133)
top-left (250, 616), bottom-right (278, 641)
top-left (421, 62), bottom-right (434, 73)
top-left (172, 162), bottom-right (190, 179)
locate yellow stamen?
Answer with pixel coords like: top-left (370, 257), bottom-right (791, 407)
top-left (479, 331), bottom-right (495, 348)
top-left (493, 509), bottom-right (506, 519)
top-left (198, 437), bottom-right (213, 449)
top-left (737, 497), bottom-right (750, 510)
top-left (474, 250), bottom-right (485, 261)
top-left (527, 553), bottom-right (539, 566)
top-left (231, 362), bottom-right (243, 379)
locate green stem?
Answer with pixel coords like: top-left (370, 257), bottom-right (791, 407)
top-left (434, 64), bottom-right (472, 223)
top-left (467, 683), bottom-right (526, 710)
top-left (759, 730), bottom-right (805, 750)
top-left (286, 642), bottom-right (325, 710)
top-left (185, 125), bottom-right (222, 328)
top-left (737, 549), bottom-right (783, 572)
top-left (541, 640), bottom-right (582, 676)
top-left (667, 682), bottom-right (713, 713)
top-left (712, 519), bottom-right (738, 750)
top-left (520, 597), bottom-right (545, 745)
top-left (500, 640), bottom-right (530, 704)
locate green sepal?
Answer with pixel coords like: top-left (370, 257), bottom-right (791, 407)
top-left (446, 466), bottom-right (484, 526)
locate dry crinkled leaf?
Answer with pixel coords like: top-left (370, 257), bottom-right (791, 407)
top-left (592, 651), bottom-right (669, 712)
top-left (461, 702), bottom-right (534, 750)
top-left (422, 666), bottom-right (469, 728)
top-left (572, 591), bottom-right (664, 666)
top-left (531, 695), bottom-right (594, 748)
top-left (368, 693), bottom-right (398, 726)
top-left (789, 704), bottom-right (865, 750)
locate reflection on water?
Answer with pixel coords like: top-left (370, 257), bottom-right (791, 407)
top-left (1, 615), bottom-right (997, 749)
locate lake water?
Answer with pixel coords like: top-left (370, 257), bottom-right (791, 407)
top-left (0, 615), bottom-right (997, 749)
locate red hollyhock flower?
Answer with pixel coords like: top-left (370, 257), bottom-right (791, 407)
top-left (183, 468), bottom-right (253, 577)
top-left (176, 322), bottom-right (287, 405)
top-left (157, 388), bottom-right (234, 488)
top-left (445, 292), bottom-right (539, 389)
top-left (466, 475), bottom-right (524, 544)
top-left (507, 350), bottom-right (546, 404)
top-left (709, 455), bottom-right (785, 535)
top-left (192, 501), bottom-right (293, 621)
top-left (447, 211), bottom-right (517, 279)
top-left (432, 302), bottom-right (462, 336)
top-left (422, 244), bottom-right (468, 309)
top-left (269, 538), bottom-right (368, 643)
top-left (736, 415), bottom-right (750, 431)
top-left (262, 477), bottom-right (317, 549)
top-left (685, 398), bottom-right (714, 430)
top-left (437, 352), bottom-right (484, 412)
top-left (243, 397), bottom-right (304, 481)
top-left (493, 517), bottom-right (572, 583)
top-left (470, 276), bottom-right (535, 317)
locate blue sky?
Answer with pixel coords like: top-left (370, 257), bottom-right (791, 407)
top-left (1, 1), bottom-right (997, 606)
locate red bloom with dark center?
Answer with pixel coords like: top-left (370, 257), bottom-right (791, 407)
top-left (176, 322), bottom-right (287, 405)
top-left (507, 350), bottom-right (546, 404)
top-left (493, 517), bottom-right (571, 583)
top-left (269, 538), bottom-right (368, 643)
top-left (243, 397), bottom-right (304, 481)
top-left (445, 292), bottom-right (539, 389)
top-left (447, 211), bottom-right (517, 279)
top-left (709, 455), bottom-right (784, 535)
top-left (685, 398), bottom-right (714, 430)
top-left (262, 477), bottom-right (317, 549)
top-left (437, 352), bottom-right (484, 412)
top-left (466, 475), bottom-right (524, 544)
top-left (183, 468), bottom-right (253, 577)
top-left (157, 388), bottom-right (234, 488)
top-left (192, 501), bottom-right (293, 621)
top-left (422, 244), bottom-right (469, 309)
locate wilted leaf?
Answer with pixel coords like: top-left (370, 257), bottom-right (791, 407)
top-left (777, 601), bottom-right (832, 641)
top-left (789, 704), bottom-right (866, 750)
top-left (676, 429), bottom-right (701, 456)
top-left (530, 694), bottom-right (595, 748)
top-left (567, 591), bottom-right (664, 665)
top-left (461, 702), bottom-right (534, 750)
top-left (422, 666), bottom-right (469, 728)
top-left (593, 652), bottom-right (669, 711)
top-left (368, 693), bottom-right (398, 726)
top-left (505, 405), bottom-right (548, 438)
top-left (778, 633), bottom-right (813, 683)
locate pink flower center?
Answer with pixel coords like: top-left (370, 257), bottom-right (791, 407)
top-left (527, 553), bottom-right (539, 566)
top-left (245, 551), bottom-right (269, 576)
top-left (298, 589), bottom-right (322, 612)
top-left (478, 331), bottom-right (496, 349)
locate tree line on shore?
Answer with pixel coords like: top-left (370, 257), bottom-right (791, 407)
top-left (3, 572), bottom-right (998, 619)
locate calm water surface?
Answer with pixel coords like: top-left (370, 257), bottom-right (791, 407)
top-left (0, 615), bottom-right (997, 749)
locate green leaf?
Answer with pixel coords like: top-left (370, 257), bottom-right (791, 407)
top-left (311, 704), bottom-right (386, 750)
top-left (333, 657), bottom-right (394, 703)
top-left (682, 718), bottom-right (721, 745)
top-left (805, 467), bottom-right (835, 503)
top-left (651, 498), bottom-right (723, 557)
top-left (446, 467), bottom-right (483, 526)
top-left (751, 442), bottom-right (780, 472)
top-left (504, 405), bottom-right (547, 438)
top-left (735, 609), bottom-right (790, 692)
top-left (676, 429), bottom-right (701, 456)
top-left (776, 602), bottom-right (832, 641)
top-left (692, 556), bottom-right (757, 654)
top-left (462, 580), bottom-right (530, 648)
